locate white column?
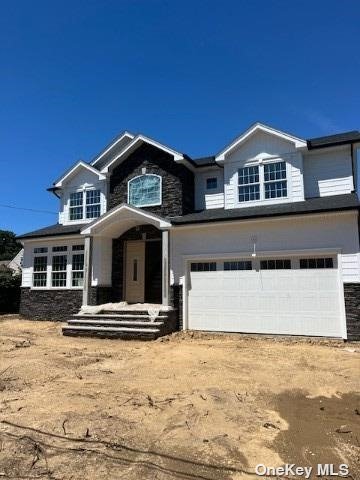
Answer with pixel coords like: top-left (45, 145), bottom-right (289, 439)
top-left (82, 236), bottom-right (92, 306)
top-left (162, 230), bottom-right (169, 306)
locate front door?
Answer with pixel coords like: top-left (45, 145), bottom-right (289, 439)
top-left (125, 241), bottom-right (145, 303)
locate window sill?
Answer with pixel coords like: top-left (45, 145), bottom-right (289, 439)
top-left (30, 287), bottom-right (83, 291)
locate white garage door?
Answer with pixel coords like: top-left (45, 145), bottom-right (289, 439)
top-left (187, 257), bottom-right (344, 337)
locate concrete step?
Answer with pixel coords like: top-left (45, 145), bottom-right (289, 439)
top-left (67, 319), bottom-right (164, 327)
top-left (62, 324), bottom-right (160, 340)
top-left (74, 313), bottom-right (167, 320)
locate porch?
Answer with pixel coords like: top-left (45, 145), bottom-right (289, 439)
top-left (62, 204), bottom-right (178, 339)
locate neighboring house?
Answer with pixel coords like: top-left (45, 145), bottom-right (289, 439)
top-left (17, 123), bottom-right (360, 340)
top-left (0, 249), bottom-right (23, 274)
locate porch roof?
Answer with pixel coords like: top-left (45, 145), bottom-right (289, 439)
top-left (81, 203), bottom-right (172, 237)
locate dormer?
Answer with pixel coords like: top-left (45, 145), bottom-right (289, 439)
top-left (50, 161), bottom-right (107, 225)
top-left (215, 123), bottom-right (307, 209)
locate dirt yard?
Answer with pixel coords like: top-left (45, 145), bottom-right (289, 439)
top-left (0, 316), bottom-right (359, 479)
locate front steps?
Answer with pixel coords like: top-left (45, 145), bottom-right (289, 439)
top-left (62, 310), bottom-right (177, 340)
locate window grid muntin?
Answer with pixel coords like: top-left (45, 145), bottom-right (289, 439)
top-left (72, 244), bottom-right (84, 251)
top-left (190, 262), bottom-right (217, 272)
top-left (34, 247), bottom-right (48, 254)
top-left (52, 246), bottom-right (67, 252)
top-left (265, 180), bottom-right (287, 199)
top-left (72, 253), bottom-right (84, 287)
top-left (224, 261), bottom-right (252, 271)
top-left (238, 166), bottom-right (260, 202)
top-left (260, 259), bottom-right (291, 270)
top-left (206, 177), bottom-right (218, 190)
top-left (128, 175), bottom-right (161, 207)
top-left (52, 254), bottom-right (67, 287)
top-left (33, 256), bottom-right (47, 272)
top-left (69, 189), bottom-right (101, 221)
top-left (300, 258), bottom-right (334, 269)
top-left (264, 161), bottom-right (287, 199)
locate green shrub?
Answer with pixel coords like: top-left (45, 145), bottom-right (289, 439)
top-left (0, 268), bottom-right (21, 312)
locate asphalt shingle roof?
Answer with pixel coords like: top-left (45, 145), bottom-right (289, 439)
top-left (307, 131), bottom-right (360, 150)
top-left (170, 194), bottom-right (360, 225)
top-left (17, 223), bottom-right (83, 240)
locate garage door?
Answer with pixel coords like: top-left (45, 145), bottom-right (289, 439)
top-left (187, 256), bottom-right (343, 337)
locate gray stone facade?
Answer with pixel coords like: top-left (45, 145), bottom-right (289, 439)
top-left (109, 143), bottom-right (195, 217)
top-left (344, 283), bottom-right (360, 340)
top-left (20, 288), bottom-right (82, 321)
top-left (170, 284), bottom-right (182, 330)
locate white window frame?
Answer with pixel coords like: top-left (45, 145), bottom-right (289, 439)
top-left (237, 160), bottom-right (289, 204)
top-left (68, 187), bottom-right (102, 222)
top-left (31, 242), bottom-right (85, 290)
top-left (127, 174), bottom-right (162, 208)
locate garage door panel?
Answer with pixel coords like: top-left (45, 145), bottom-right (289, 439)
top-left (188, 259), bottom-right (343, 337)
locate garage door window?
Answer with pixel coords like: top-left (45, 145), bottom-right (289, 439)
top-left (191, 262), bottom-right (216, 272)
top-left (260, 259), bottom-right (291, 270)
top-left (300, 258), bottom-right (334, 269)
top-left (224, 261), bottom-right (252, 270)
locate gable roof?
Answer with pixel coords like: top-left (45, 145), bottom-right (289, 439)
top-left (53, 161), bottom-right (106, 188)
top-left (100, 134), bottom-right (189, 173)
top-left (307, 131), bottom-right (360, 150)
top-left (91, 131), bottom-right (135, 169)
top-left (215, 123), bottom-right (307, 163)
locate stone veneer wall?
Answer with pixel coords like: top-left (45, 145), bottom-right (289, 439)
top-left (89, 286), bottom-right (113, 306)
top-left (19, 288), bottom-right (82, 321)
top-left (344, 283), bottom-right (360, 341)
top-left (170, 284), bottom-right (182, 330)
top-left (109, 143), bottom-right (195, 217)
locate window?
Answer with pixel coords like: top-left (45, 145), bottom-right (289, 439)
top-left (190, 262), bottom-right (217, 272)
top-left (224, 261), bottom-right (252, 271)
top-left (238, 166), bottom-right (260, 202)
top-left (128, 175), bottom-right (161, 207)
top-left (69, 192), bottom-right (83, 220)
top-left (86, 189), bottom-right (101, 219)
top-left (300, 258), bottom-right (334, 269)
top-left (72, 253), bottom-right (84, 287)
top-left (33, 256), bottom-right (47, 287)
top-left (69, 189), bottom-right (101, 221)
top-left (72, 244), bottom-right (84, 251)
top-left (206, 177), bottom-right (218, 190)
top-left (52, 255), bottom-right (67, 287)
top-left (260, 259), bottom-right (291, 270)
top-left (34, 247), bottom-right (48, 254)
top-left (52, 246), bottom-right (67, 252)
top-left (264, 161), bottom-right (287, 199)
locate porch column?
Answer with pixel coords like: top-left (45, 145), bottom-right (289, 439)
top-left (162, 230), bottom-right (170, 306)
top-left (82, 236), bottom-right (92, 306)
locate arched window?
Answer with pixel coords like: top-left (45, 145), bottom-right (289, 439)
top-left (128, 174), bottom-right (162, 207)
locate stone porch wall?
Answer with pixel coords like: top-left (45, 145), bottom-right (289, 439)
top-left (170, 284), bottom-right (182, 330)
top-left (19, 288), bottom-right (82, 321)
top-left (344, 283), bottom-right (360, 341)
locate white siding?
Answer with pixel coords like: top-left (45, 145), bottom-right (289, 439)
top-left (170, 211), bottom-right (360, 284)
top-left (223, 131), bottom-right (304, 209)
top-left (303, 147), bottom-right (354, 198)
top-left (194, 169), bottom-right (224, 210)
top-left (59, 169), bottom-right (107, 225)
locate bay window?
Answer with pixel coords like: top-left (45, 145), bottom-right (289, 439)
top-left (33, 256), bottom-right (47, 287)
top-left (238, 161), bottom-right (287, 203)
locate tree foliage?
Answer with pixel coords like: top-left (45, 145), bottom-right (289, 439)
top-left (0, 268), bottom-right (21, 312)
top-left (0, 230), bottom-right (22, 260)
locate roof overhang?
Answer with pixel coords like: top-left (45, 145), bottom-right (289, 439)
top-left (81, 203), bottom-right (172, 238)
top-left (215, 123), bottom-right (307, 164)
top-left (91, 131), bottom-right (135, 167)
top-left (54, 161), bottom-right (106, 188)
top-left (101, 134), bottom-right (187, 173)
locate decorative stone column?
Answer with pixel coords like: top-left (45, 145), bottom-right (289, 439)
top-left (162, 230), bottom-right (170, 306)
top-left (82, 236), bottom-right (92, 306)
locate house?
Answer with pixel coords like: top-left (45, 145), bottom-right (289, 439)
top-left (17, 123), bottom-right (360, 340)
top-left (0, 249), bottom-right (23, 275)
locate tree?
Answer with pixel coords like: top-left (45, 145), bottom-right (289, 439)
top-left (0, 230), bottom-right (22, 261)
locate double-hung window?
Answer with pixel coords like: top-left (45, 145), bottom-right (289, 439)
top-left (238, 166), bottom-right (260, 202)
top-left (52, 255), bottom-right (67, 287)
top-left (69, 189), bottom-right (101, 221)
top-left (264, 161), bottom-right (287, 199)
top-left (33, 256), bottom-right (47, 287)
top-left (238, 161), bottom-right (287, 203)
top-left (72, 253), bottom-right (84, 287)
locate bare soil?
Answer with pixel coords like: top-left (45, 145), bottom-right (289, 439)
top-left (0, 316), bottom-right (359, 479)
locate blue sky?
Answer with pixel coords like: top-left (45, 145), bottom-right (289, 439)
top-left (1, 0), bottom-right (359, 234)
